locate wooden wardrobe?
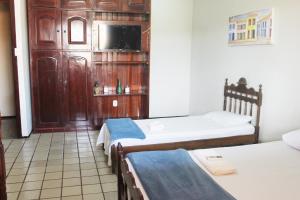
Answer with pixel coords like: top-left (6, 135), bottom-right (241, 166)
top-left (27, 0), bottom-right (151, 132)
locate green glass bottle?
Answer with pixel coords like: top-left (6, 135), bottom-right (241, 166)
top-left (116, 79), bottom-right (122, 94)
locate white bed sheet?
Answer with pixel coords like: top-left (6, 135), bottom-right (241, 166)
top-left (127, 141), bottom-right (300, 200)
top-left (96, 115), bottom-right (255, 165)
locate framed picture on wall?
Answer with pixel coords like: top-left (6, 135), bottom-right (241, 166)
top-left (228, 8), bottom-right (273, 46)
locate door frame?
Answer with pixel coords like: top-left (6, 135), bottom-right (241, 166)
top-left (8, 0), bottom-right (22, 137)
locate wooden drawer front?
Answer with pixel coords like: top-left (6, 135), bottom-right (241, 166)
top-left (95, 0), bottom-right (120, 11)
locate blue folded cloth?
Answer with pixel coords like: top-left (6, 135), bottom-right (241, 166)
top-left (106, 118), bottom-right (146, 142)
top-left (127, 149), bottom-right (236, 200)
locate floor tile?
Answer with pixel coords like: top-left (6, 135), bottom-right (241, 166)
top-left (82, 184), bottom-right (102, 194)
top-left (44, 172), bottom-right (62, 180)
top-left (21, 181), bottom-right (43, 191)
top-left (82, 176), bottom-right (100, 185)
top-left (6, 175), bottom-right (26, 184)
top-left (18, 190), bottom-right (41, 200)
top-left (61, 195), bottom-right (83, 200)
top-left (25, 173), bottom-right (44, 182)
top-left (81, 169), bottom-right (98, 177)
top-left (62, 185), bottom-right (82, 196)
top-left (100, 175), bottom-right (117, 184)
top-left (83, 193), bottom-right (104, 200)
top-left (40, 188), bottom-right (62, 199)
top-left (104, 191), bottom-right (118, 200)
top-left (63, 170), bottom-right (80, 179)
top-left (7, 192), bottom-right (19, 200)
top-left (63, 178), bottom-right (81, 187)
top-left (102, 182), bottom-right (117, 192)
top-left (42, 179), bottom-right (62, 189)
top-left (6, 183), bottom-right (22, 193)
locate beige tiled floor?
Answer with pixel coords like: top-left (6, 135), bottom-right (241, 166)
top-left (3, 131), bottom-right (117, 200)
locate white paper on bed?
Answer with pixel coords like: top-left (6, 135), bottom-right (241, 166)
top-left (97, 115), bottom-right (255, 166)
top-left (127, 141), bottom-right (300, 200)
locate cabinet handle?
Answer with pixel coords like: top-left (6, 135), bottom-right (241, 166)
top-left (57, 30), bottom-right (60, 33)
top-left (64, 30), bottom-right (66, 33)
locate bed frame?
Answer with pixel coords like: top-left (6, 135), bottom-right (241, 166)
top-left (110, 77), bottom-right (263, 174)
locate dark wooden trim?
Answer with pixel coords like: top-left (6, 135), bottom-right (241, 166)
top-left (8, 0), bottom-right (22, 138)
top-left (0, 114), bottom-right (8, 200)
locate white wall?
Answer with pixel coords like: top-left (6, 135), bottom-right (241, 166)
top-left (190, 0), bottom-right (300, 141)
top-left (14, 0), bottom-right (32, 137)
top-left (150, 0), bottom-right (193, 117)
top-left (0, 3), bottom-right (15, 116)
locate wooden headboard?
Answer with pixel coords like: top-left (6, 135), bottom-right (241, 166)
top-left (223, 77), bottom-right (263, 142)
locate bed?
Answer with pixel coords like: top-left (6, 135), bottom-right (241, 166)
top-left (97, 77), bottom-right (263, 173)
top-left (118, 141), bottom-right (300, 200)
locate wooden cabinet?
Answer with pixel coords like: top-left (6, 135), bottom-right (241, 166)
top-left (29, 0), bottom-right (61, 8)
top-left (27, 0), bottom-right (151, 131)
top-left (62, 11), bottom-right (92, 50)
top-left (95, 0), bottom-right (120, 11)
top-left (62, 52), bottom-right (92, 127)
top-left (0, 115), bottom-right (7, 200)
top-left (61, 0), bottom-right (93, 9)
top-left (31, 51), bottom-right (63, 128)
top-left (122, 0), bottom-right (150, 13)
top-left (29, 8), bottom-right (61, 50)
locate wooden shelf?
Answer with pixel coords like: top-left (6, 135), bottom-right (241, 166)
top-left (94, 92), bottom-right (147, 97)
top-left (93, 61), bottom-right (149, 65)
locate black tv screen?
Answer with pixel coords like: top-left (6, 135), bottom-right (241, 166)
top-left (99, 25), bottom-right (141, 51)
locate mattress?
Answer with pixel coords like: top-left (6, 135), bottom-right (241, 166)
top-left (127, 141), bottom-right (300, 200)
top-left (97, 115), bottom-right (255, 165)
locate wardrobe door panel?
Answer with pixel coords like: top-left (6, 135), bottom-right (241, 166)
top-left (63, 52), bottom-right (92, 126)
top-left (61, 0), bottom-right (93, 9)
top-left (31, 51), bottom-right (62, 127)
top-left (29, 0), bottom-right (61, 8)
top-left (62, 11), bottom-right (91, 50)
top-left (95, 0), bottom-right (120, 11)
top-left (29, 8), bottom-right (62, 49)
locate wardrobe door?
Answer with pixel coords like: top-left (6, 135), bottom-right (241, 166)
top-left (31, 51), bottom-right (63, 128)
top-left (122, 0), bottom-right (150, 13)
top-left (62, 11), bottom-right (92, 50)
top-left (29, 8), bottom-right (62, 49)
top-left (29, 0), bottom-right (61, 8)
top-left (61, 0), bottom-right (93, 9)
top-left (62, 52), bottom-right (92, 126)
top-left (94, 0), bottom-right (120, 11)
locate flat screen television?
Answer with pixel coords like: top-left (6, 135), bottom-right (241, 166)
top-left (99, 25), bottom-right (141, 51)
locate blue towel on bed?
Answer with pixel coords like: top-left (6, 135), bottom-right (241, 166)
top-left (106, 118), bottom-right (146, 142)
top-left (127, 149), bottom-right (236, 200)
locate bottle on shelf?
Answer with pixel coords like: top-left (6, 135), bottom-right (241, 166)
top-left (116, 79), bottom-right (122, 95)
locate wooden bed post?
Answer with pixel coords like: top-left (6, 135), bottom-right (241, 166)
top-left (117, 143), bottom-right (125, 200)
top-left (255, 84), bottom-right (263, 143)
top-left (223, 78), bottom-right (228, 111)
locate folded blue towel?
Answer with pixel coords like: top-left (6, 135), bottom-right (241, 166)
top-left (106, 118), bottom-right (146, 142)
top-left (127, 149), bottom-right (236, 200)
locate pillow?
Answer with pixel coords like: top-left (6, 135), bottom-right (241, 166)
top-left (203, 111), bottom-right (252, 126)
top-left (282, 130), bottom-right (300, 150)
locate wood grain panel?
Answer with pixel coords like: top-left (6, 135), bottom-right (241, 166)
top-left (61, 0), bottom-right (93, 9)
top-left (62, 11), bottom-right (91, 50)
top-left (29, 8), bottom-right (61, 49)
top-left (122, 0), bottom-right (150, 13)
top-left (95, 0), bottom-right (120, 11)
top-left (63, 52), bottom-right (92, 126)
top-left (0, 115), bottom-right (7, 200)
top-left (29, 0), bottom-right (61, 8)
top-left (31, 51), bottom-right (62, 128)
